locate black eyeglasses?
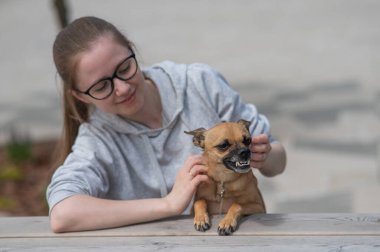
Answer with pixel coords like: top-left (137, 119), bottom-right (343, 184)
top-left (75, 53), bottom-right (138, 100)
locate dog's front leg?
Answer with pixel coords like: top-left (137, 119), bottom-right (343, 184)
top-left (193, 199), bottom-right (210, 232)
top-left (218, 202), bottom-right (242, 235)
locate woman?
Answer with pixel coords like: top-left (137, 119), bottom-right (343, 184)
top-left (47, 16), bottom-right (286, 233)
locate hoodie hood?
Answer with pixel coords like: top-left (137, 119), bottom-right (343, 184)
top-left (89, 61), bottom-right (187, 136)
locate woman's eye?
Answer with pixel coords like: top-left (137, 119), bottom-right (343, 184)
top-left (243, 137), bottom-right (251, 146)
top-left (118, 65), bottom-right (130, 74)
top-left (118, 62), bottom-right (131, 75)
top-left (93, 81), bottom-right (109, 93)
top-left (216, 141), bottom-right (230, 151)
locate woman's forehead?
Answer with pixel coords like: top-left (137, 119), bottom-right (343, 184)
top-left (75, 37), bottom-right (130, 88)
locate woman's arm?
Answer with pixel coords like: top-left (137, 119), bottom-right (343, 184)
top-left (250, 134), bottom-right (287, 177)
top-left (50, 195), bottom-right (173, 233)
top-left (50, 155), bottom-right (209, 233)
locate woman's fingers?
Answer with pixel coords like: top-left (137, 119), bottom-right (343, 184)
top-left (191, 174), bottom-right (209, 186)
top-left (189, 164), bottom-right (208, 177)
top-left (250, 134), bottom-right (272, 169)
top-left (250, 143), bottom-right (271, 153)
top-left (250, 152), bottom-right (267, 162)
top-left (184, 155), bottom-right (204, 172)
top-left (251, 134), bottom-right (269, 144)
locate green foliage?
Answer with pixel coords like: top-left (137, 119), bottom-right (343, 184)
top-left (0, 197), bottom-right (16, 210)
top-left (0, 163), bottom-right (24, 181)
top-left (6, 141), bottom-right (32, 163)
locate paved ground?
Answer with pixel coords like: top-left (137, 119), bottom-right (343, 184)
top-left (1, 0), bottom-right (380, 213)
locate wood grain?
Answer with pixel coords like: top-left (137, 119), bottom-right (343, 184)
top-left (1, 214), bottom-right (379, 251)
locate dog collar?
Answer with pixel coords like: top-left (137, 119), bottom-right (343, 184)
top-left (217, 181), bottom-right (225, 199)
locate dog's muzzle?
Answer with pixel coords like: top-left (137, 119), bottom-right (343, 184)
top-left (222, 147), bottom-right (251, 173)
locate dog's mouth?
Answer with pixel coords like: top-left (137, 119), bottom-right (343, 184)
top-left (223, 159), bottom-right (251, 173)
top-left (235, 160), bottom-right (250, 167)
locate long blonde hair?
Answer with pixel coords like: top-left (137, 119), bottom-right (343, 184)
top-left (53, 16), bottom-right (134, 167)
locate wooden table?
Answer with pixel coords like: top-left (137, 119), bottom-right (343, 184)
top-left (1, 214), bottom-right (379, 251)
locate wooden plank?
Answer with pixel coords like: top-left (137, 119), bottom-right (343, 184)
top-left (1, 213), bottom-right (380, 238)
top-left (1, 214), bottom-right (379, 252)
top-left (1, 236), bottom-right (380, 252)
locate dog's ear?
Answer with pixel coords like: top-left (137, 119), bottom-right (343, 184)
top-left (184, 128), bottom-right (207, 149)
top-left (237, 119), bottom-right (251, 131)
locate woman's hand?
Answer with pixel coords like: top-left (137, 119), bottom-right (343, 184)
top-left (164, 155), bottom-right (209, 215)
top-left (250, 134), bottom-right (272, 169)
top-left (250, 134), bottom-right (286, 177)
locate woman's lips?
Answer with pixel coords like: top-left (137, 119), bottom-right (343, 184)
top-left (117, 88), bottom-right (136, 104)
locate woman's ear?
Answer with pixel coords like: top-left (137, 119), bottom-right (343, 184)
top-left (70, 89), bottom-right (91, 104)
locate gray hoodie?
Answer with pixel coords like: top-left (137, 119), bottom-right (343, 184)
top-left (46, 61), bottom-right (273, 214)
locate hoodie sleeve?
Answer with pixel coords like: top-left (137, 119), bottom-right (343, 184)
top-left (46, 124), bottom-right (112, 213)
top-left (187, 63), bottom-right (274, 141)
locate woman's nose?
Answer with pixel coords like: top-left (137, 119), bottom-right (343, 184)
top-left (114, 78), bottom-right (130, 96)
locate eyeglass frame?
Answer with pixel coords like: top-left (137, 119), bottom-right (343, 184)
top-left (74, 52), bottom-right (138, 100)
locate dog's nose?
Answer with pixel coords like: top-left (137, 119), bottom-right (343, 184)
top-left (238, 148), bottom-right (251, 160)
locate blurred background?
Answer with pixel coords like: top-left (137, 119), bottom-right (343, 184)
top-left (0, 0), bottom-right (379, 215)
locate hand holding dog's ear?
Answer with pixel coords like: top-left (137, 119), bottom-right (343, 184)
top-left (249, 134), bottom-right (272, 169)
top-left (164, 155), bottom-right (209, 215)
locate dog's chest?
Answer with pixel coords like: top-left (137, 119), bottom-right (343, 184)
top-left (217, 180), bottom-right (246, 199)
top-left (203, 180), bottom-right (249, 214)
top-left (199, 177), bottom-right (248, 202)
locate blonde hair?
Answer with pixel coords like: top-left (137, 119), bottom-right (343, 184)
top-left (53, 16), bottom-right (134, 166)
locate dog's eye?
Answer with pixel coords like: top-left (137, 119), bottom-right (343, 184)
top-left (216, 141), bottom-right (230, 151)
top-left (243, 137), bottom-right (251, 146)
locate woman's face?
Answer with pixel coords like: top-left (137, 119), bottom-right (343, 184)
top-left (73, 35), bottom-right (147, 119)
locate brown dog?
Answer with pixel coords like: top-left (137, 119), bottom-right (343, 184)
top-left (185, 119), bottom-right (266, 235)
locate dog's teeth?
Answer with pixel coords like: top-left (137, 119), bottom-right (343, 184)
top-left (236, 160), bottom-right (249, 167)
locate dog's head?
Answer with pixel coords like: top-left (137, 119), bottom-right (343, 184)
top-left (185, 119), bottom-right (252, 173)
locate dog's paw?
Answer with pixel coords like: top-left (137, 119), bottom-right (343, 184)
top-left (194, 213), bottom-right (210, 232)
top-left (217, 217), bottom-right (238, 236)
